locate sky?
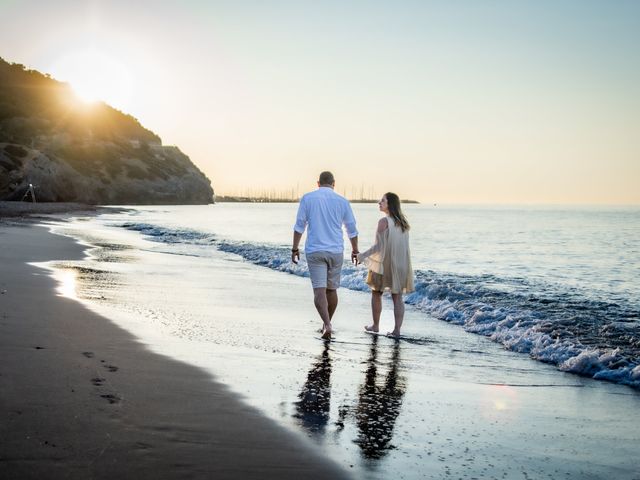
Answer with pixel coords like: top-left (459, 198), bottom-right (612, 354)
top-left (1, 0), bottom-right (639, 204)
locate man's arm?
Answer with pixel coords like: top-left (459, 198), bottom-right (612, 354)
top-left (349, 235), bottom-right (359, 265)
top-left (343, 202), bottom-right (359, 264)
top-left (292, 230), bottom-right (303, 264)
top-left (292, 197), bottom-right (306, 264)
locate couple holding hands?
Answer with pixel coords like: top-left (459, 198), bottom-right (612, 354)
top-left (291, 171), bottom-right (414, 340)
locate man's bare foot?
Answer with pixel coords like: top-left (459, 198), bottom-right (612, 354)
top-left (387, 330), bottom-right (401, 338)
top-left (320, 323), bottom-right (332, 340)
top-left (364, 325), bottom-right (379, 333)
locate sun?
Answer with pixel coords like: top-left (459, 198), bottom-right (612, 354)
top-left (51, 49), bottom-right (134, 110)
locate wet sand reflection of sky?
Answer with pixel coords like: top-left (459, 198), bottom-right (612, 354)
top-left (47, 238), bottom-right (134, 303)
top-left (56, 268), bottom-right (78, 299)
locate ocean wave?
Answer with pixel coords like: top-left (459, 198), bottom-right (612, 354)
top-left (404, 270), bottom-right (640, 389)
top-left (119, 222), bottom-right (217, 245)
top-left (118, 221), bottom-right (640, 390)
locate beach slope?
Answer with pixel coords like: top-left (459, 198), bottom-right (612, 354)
top-left (0, 223), bottom-right (349, 479)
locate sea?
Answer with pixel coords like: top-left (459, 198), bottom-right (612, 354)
top-left (44, 203), bottom-right (640, 479)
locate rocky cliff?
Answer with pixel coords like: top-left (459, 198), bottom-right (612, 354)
top-left (0, 58), bottom-right (214, 204)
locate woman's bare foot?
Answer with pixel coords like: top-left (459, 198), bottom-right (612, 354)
top-left (387, 330), bottom-right (401, 338)
top-left (364, 325), bottom-right (379, 333)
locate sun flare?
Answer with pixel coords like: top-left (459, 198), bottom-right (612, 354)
top-left (51, 49), bottom-right (134, 110)
top-left (57, 269), bottom-right (78, 299)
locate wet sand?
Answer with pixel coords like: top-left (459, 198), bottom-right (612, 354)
top-left (0, 222), bottom-right (351, 479)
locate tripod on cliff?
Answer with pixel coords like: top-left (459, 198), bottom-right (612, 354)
top-left (21, 183), bottom-right (37, 203)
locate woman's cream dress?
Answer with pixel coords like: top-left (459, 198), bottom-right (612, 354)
top-left (358, 216), bottom-right (414, 294)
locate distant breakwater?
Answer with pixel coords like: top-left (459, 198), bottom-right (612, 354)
top-left (214, 195), bottom-right (418, 204)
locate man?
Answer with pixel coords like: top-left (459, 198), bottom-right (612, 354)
top-left (292, 171), bottom-right (359, 340)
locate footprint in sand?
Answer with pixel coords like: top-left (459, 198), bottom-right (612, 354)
top-left (91, 377), bottom-right (106, 386)
top-left (104, 365), bottom-right (119, 372)
top-left (82, 351), bottom-right (94, 358)
top-left (100, 394), bottom-right (121, 404)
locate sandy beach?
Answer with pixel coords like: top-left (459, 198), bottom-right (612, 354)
top-left (2, 204), bottom-right (639, 480)
top-left (0, 219), bottom-right (350, 479)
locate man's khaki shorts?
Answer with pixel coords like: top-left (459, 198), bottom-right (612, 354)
top-left (306, 251), bottom-right (344, 289)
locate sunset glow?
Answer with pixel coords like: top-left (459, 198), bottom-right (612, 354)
top-left (52, 49), bottom-right (134, 110)
top-left (1, 0), bottom-right (638, 204)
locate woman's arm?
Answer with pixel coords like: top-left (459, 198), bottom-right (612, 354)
top-left (357, 217), bottom-right (388, 267)
top-left (376, 217), bottom-right (389, 233)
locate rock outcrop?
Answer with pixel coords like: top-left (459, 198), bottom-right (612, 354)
top-left (0, 58), bottom-right (214, 204)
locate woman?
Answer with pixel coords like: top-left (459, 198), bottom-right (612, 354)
top-left (357, 193), bottom-right (414, 337)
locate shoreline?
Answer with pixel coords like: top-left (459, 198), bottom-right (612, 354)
top-left (0, 221), bottom-right (351, 479)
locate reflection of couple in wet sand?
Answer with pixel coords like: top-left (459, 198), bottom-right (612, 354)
top-left (294, 337), bottom-right (407, 459)
top-left (291, 171), bottom-right (414, 339)
top-left (350, 338), bottom-right (406, 458)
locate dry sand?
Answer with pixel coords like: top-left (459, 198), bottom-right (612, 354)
top-left (0, 201), bottom-right (102, 218)
top-left (0, 221), bottom-right (351, 479)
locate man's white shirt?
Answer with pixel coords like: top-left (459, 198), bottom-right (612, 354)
top-left (294, 187), bottom-right (358, 254)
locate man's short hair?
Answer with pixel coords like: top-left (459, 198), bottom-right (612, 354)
top-left (319, 171), bottom-right (335, 185)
